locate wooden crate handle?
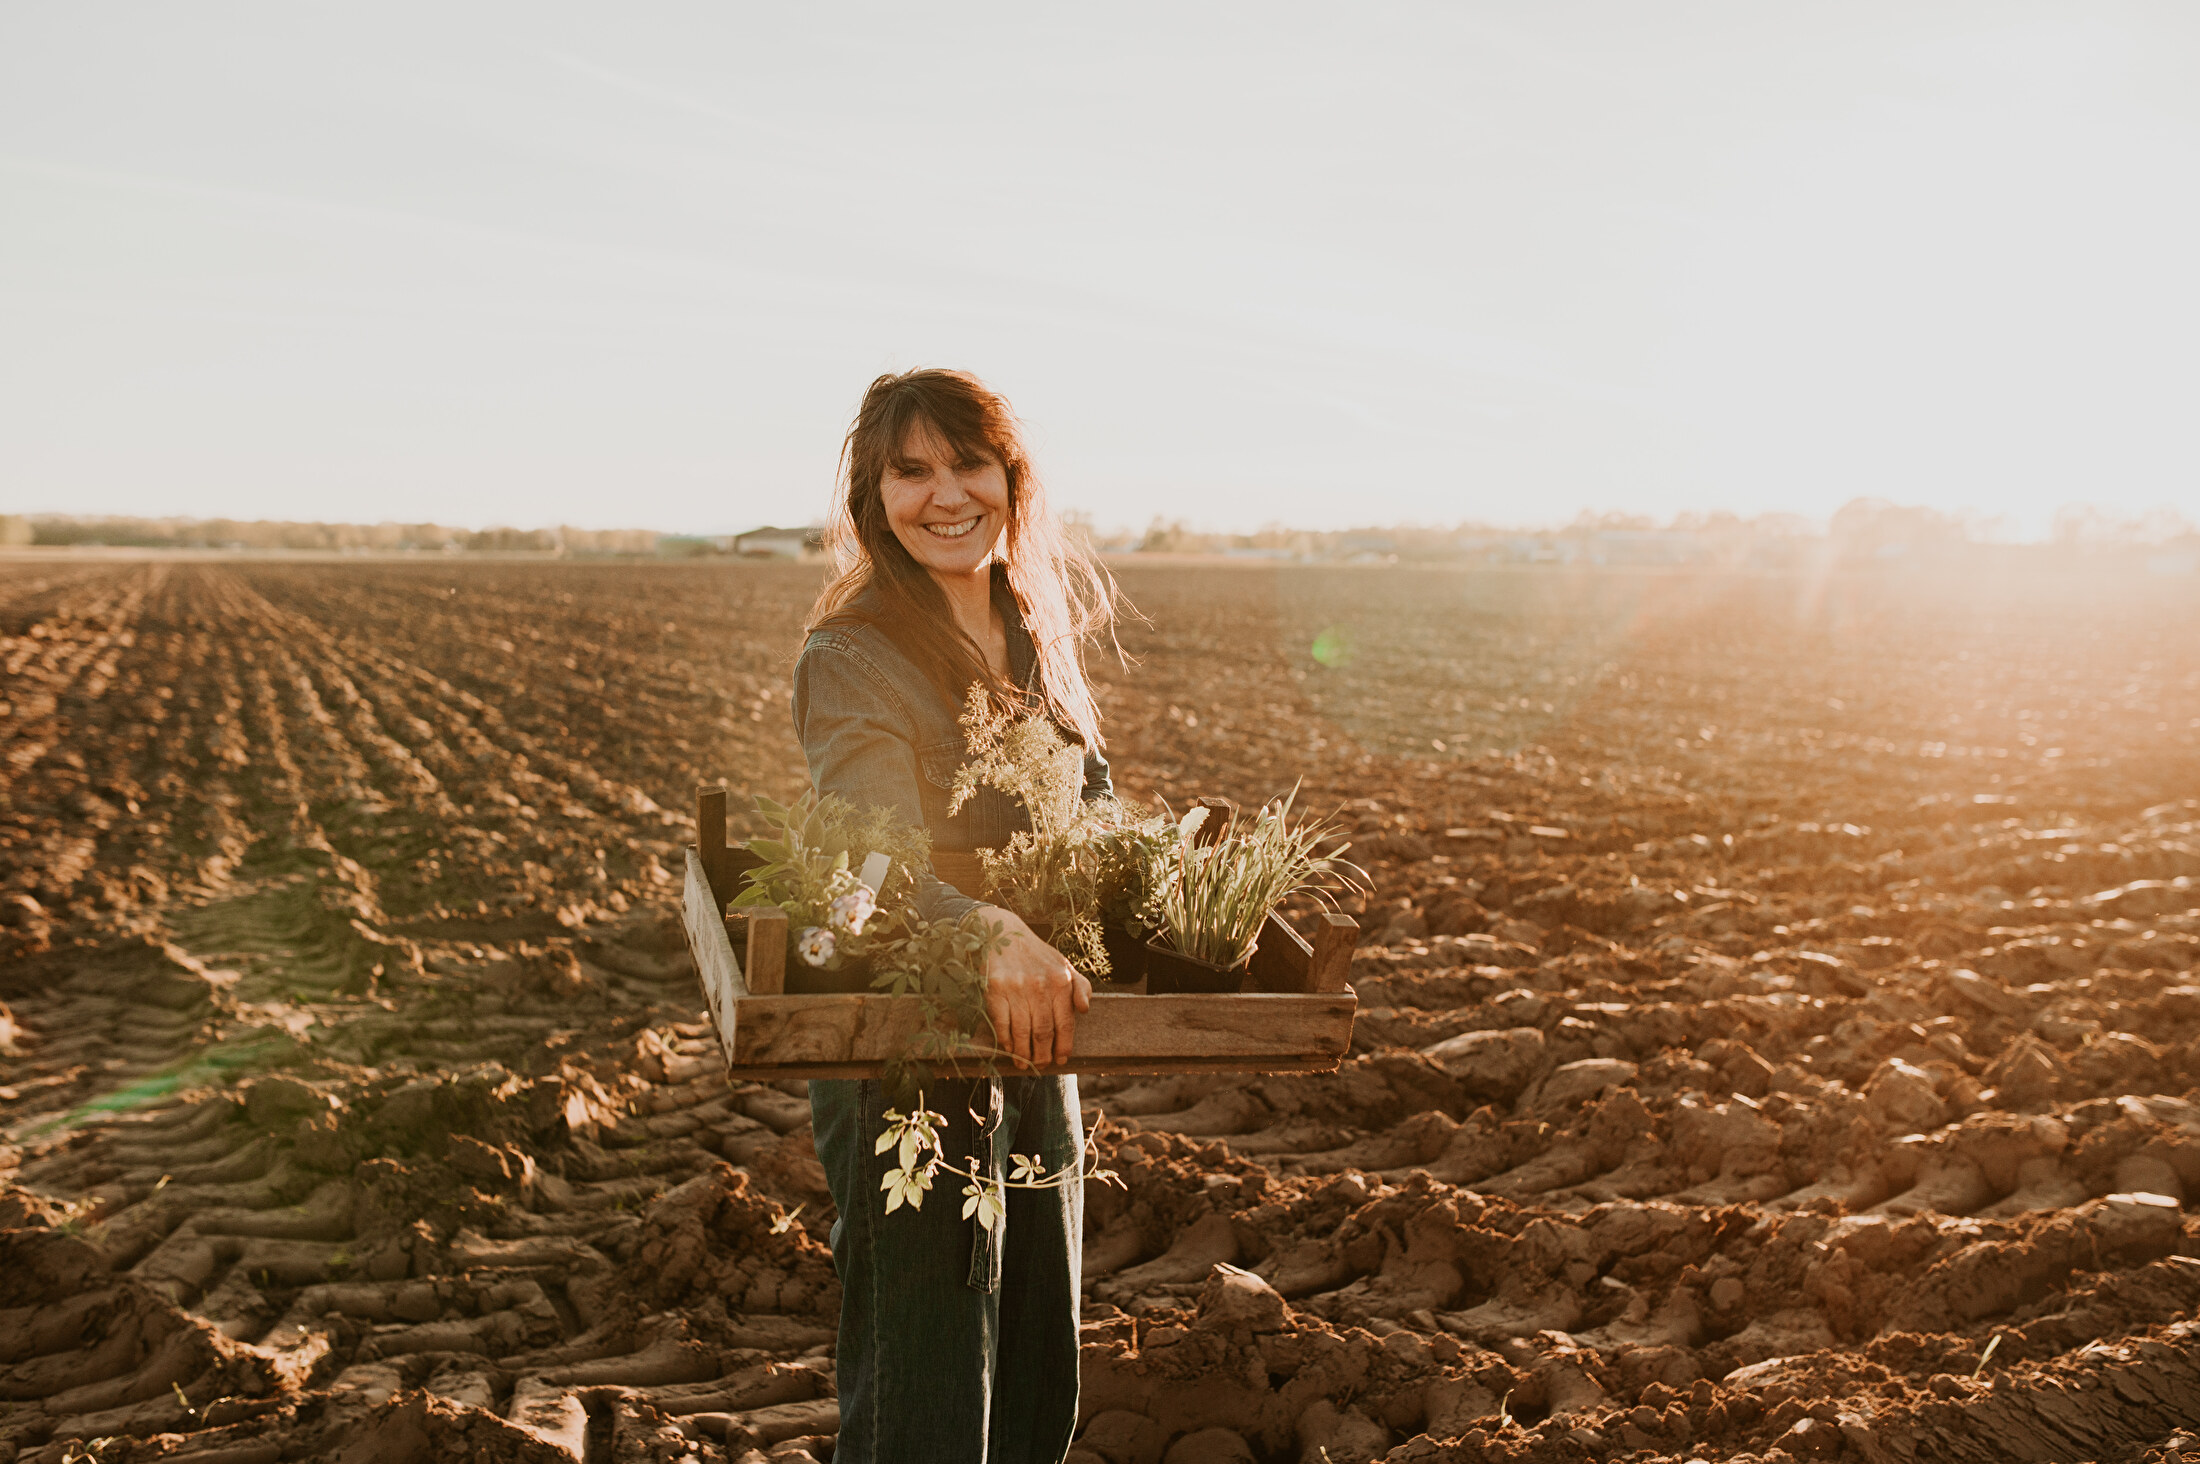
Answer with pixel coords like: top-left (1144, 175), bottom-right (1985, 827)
top-left (697, 783), bottom-right (729, 899)
top-left (1308, 911), bottom-right (1357, 993)
top-left (745, 907), bottom-right (787, 996)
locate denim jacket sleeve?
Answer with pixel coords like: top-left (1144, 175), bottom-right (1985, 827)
top-left (1082, 746), bottom-right (1112, 802)
top-left (791, 636), bottom-right (984, 929)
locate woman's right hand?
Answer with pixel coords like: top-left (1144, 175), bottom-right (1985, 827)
top-left (976, 906), bottom-right (1091, 1070)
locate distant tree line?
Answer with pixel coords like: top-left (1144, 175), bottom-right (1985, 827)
top-left (10, 500), bottom-right (2192, 567)
top-left (12, 516), bottom-right (661, 555)
top-left (1117, 498), bottom-right (2196, 567)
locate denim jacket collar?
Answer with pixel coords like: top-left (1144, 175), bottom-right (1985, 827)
top-left (844, 572), bottom-right (1041, 705)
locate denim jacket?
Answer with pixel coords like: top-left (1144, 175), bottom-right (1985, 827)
top-left (790, 581), bottom-right (1111, 926)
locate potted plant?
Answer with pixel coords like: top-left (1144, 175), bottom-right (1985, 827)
top-left (731, 790), bottom-right (1012, 1095)
top-left (1141, 790), bottom-right (1365, 994)
top-left (731, 791), bottom-right (934, 992)
top-left (1089, 808), bottom-right (1178, 986)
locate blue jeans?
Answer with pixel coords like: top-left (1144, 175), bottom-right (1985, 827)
top-left (810, 1076), bottom-right (1085, 1464)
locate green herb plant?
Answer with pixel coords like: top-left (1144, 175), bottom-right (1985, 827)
top-left (732, 790), bottom-right (932, 974)
top-left (1092, 804), bottom-right (1180, 938)
top-left (865, 910), bottom-right (1011, 1103)
top-left (1144, 787), bottom-right (1366, 971)
top-left (731, 790), bottom-right (1010, 1102)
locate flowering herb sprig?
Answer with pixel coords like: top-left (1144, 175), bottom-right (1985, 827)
top-left (949, 687), bottom-right (1179, 976)
top-left (874, 1095), bottom-right (1123, 1231)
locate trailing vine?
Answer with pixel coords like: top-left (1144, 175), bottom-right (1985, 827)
top-left (875, 1097), bottom-right (1123, 1228)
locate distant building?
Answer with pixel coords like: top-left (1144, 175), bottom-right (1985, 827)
top-left (730, 526), bottom-right (820, 560)
top-left (1505, 536), bottom-right (1570, 563)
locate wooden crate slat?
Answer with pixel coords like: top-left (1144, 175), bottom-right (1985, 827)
top-left (931, 849), bottom-right (984, 896)
top-left (1245, 910), bottom-right (1312, 992)
top-left (744, 907), bottom-right (787, 995)
top-left (1307, 912), bottom-right (1357, 993)
top-left (685, 847), bottom-right (747, 1058)
top-left (698, 785), bottom-right (729, 898)
top-left (726, 989), bottom-right (1353, 1080)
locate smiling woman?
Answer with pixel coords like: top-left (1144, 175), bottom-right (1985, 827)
top-left (813, 369), bottom-right (1117, 754)
top-left (791, 368), bottom-right (1125, 1463)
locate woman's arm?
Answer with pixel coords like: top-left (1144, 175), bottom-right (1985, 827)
top-left (793, 639), bottom-right (1090, 1068)
top-left (1081, 744), bottom-right (1113, 802)
top-left (793, 639), bottom-right (977, 928)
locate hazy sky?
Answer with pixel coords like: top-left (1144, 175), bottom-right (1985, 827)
top-left (4, 3), bottom-right (2197, 537)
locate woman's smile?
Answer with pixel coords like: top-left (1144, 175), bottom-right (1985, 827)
top-left (923, 515), bottom-right (983, 540)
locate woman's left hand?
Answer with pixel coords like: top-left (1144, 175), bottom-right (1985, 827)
top-left (976, 906), bottom-right (1092, 1069)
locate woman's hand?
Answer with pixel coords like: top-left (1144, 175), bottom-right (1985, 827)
top-left (977, 907), bottom-right (1091, 1070)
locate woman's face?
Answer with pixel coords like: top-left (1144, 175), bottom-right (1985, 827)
top-left (879, 422), bottom-right (1009, 584)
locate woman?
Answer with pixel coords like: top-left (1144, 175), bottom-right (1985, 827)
top-left (792, 368), bottom-right (1121, 1463)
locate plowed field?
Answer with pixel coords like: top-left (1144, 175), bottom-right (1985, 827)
top-left (4, 556), bottom-right (2199, 1464)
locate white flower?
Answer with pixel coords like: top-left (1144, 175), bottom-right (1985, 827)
top-left (829, 887), bottom-right (877, 936)
top-left (795, 926), bottom-right (835, 967)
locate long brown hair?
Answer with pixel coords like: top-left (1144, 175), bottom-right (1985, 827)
top-left (809, 368), bottom-right (1120, 749)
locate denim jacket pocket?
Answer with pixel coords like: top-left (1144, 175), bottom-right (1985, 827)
top-left (917, 740), bottom-right (967, 791)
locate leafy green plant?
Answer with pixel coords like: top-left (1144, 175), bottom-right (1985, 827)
top-left (731, 789), bottom-right (1009, 1102)
top-left (1090, 805), bottom-right (1180, 933)
top-left (732, 790), bottom-right (932, 973)
top-left (868, 909), bottom-right (1011, 1104)
top-left (1144, 787), bottom-right (1366, 970)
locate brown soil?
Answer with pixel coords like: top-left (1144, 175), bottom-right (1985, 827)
top-left (3, 557), bottom-right (2198, 1463)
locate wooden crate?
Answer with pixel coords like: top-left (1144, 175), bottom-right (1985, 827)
top-left (683, 788), bottom-right (1358, 1080)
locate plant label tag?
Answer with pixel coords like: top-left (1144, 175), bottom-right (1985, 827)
top-left (858, 852), bottom-right (890, 894)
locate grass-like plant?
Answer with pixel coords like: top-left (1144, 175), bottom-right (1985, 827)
top-left (1143, 787), bottom-right (1365, 971)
